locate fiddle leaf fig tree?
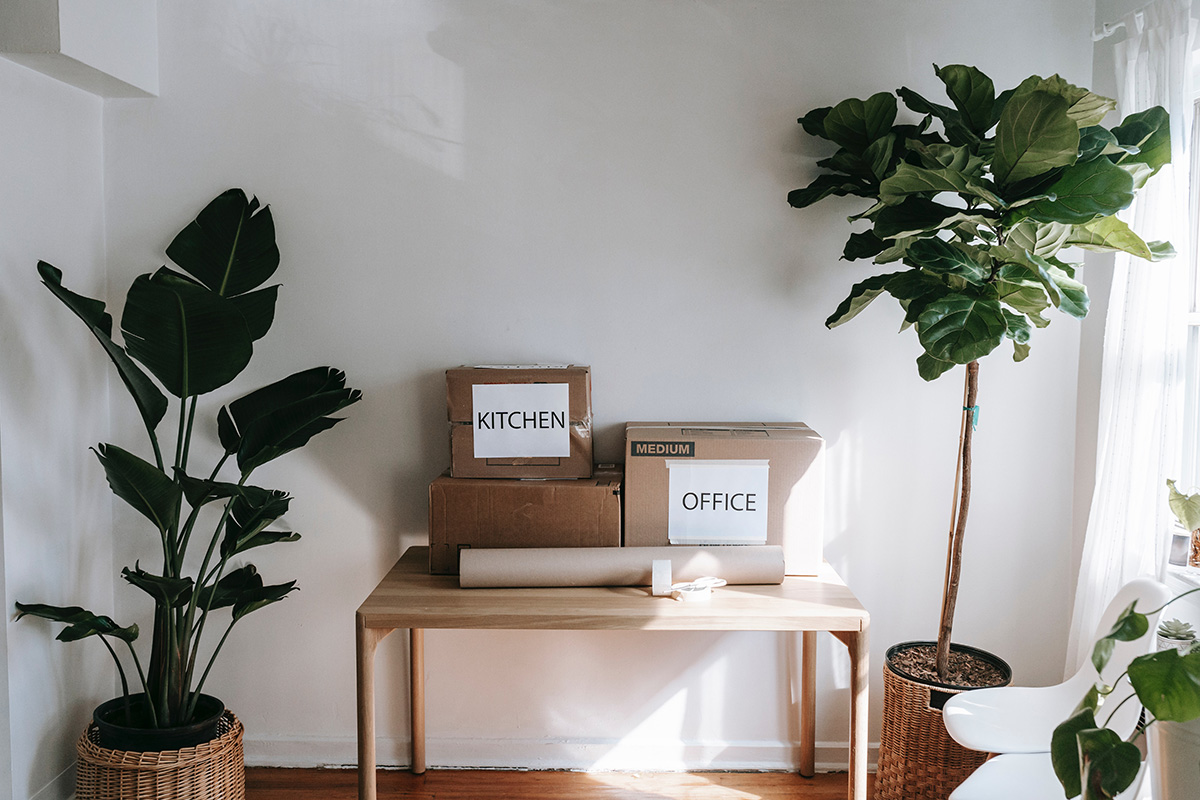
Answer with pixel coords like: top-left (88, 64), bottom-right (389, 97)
top-left (15, 189), bottom-right (362, 729)
top-left (790, 64), bottom-right (1171, 681)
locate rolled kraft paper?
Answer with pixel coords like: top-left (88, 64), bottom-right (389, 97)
top-left (459, 545), bottom-right (785, 588)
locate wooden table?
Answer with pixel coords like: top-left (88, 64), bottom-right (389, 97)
top-left (356, 547), bottom-right (870, 800)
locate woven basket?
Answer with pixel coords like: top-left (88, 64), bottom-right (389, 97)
top-left (874, 643), bottom-right (1011, 800)
top-left (76, 710), bottom-right (245, 800)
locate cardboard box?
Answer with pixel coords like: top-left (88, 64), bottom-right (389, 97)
top-left (623, 422), bottom-right (825, 575)
top-left (446, 365), bottom-right (593, 479)
top-left (429, 466), bottom-right (622, 574)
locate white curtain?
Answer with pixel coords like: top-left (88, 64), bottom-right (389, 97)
top-left (1067, 0), bottom-right (1195, 672)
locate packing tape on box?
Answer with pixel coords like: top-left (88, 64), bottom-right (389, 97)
top-left (458, 545), bottom-right (785, 588)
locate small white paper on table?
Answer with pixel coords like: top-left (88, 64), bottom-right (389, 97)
top-left (667, 459), bottom-right (769, 545)
top-left (472, 382), bottom-right (570, 458)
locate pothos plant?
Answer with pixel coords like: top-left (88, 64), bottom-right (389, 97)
top-left (15, 189), bottom-right (361, 729)
top-left (790, 64), bottom-right (1171, 681)
top-left (1052, 587), bottom-right (1200, 799)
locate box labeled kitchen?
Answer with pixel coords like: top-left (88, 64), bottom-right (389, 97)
top-left (447, 365), bottom-right (592, 479)
top-left (623, 422), bottom-right (825, 575)
top-left (428, 466), bottom-right (622, 574)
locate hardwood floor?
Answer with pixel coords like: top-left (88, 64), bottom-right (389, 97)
top-left (245, 767), bottom-right (872, 799)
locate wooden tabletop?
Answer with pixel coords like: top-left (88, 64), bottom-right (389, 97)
top-left (357, 547), bottom-right (869, 633)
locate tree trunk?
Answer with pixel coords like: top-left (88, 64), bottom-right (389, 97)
top-left (936, 360), bottom-right (979, 680)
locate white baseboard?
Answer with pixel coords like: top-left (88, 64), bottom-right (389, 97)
top-left (244, 734), bottom-right (879, 773)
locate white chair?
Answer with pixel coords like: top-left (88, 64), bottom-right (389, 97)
top-left (943, 576), bottom-right (1172, 754)
top-left (949, 752), bottom-right (1146, 800)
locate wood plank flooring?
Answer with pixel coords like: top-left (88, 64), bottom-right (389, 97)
top-left (245, 767), bottom-right (871, 799)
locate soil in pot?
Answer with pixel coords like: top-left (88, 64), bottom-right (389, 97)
top-left (93, 694), bottom-right (225, 752)
top-left (888, 642), bottom-right (1011, 689)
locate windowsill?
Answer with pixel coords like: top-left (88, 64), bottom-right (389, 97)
top-left (1166, 563), bottom-right (1200, 589)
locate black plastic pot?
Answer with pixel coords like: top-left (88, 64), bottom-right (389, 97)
top-left (886, 640), bottom-right (1012, 709)
top-left (92, 693), bottom-right (225, 752)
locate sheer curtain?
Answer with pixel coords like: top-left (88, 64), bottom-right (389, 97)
top-left (1067, 0), bottom-right (1195, 672)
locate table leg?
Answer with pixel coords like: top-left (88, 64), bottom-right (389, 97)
top-left (411, 628), bottom-right (426, 774)
top-left (356, 616), bottom-right (392, 800)
top-left (799, 630), bottom-right (817, 778)
top-left (833, 625), bottom-right (870, 800)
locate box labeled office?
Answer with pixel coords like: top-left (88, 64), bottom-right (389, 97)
top-left (428, 466), bottom-right (622, 574)
top-left (623, 422), bottom-right (824, 575)
top-left (447, 365), bottom-right (592, 479)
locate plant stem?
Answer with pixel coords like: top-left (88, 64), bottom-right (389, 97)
top-left (936, 360), bottom-right (979, 680)
top-left (99, 636), bottom-right (132, 725)
top-left (123, 640), bottom-right (159, 728)
top-left (178, 396), bottom-right (198, 474)
top-left (186, 618), bottom-right (237, 719)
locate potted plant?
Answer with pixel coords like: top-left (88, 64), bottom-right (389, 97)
top-left (1168, 479), bottom-right (1200, 568)
top-left (1053, 588), bottom-right (1200, 799)
top-left (789, 64), bottom-right (1170, 797)
top-left (1156, 618), bottom-right (1197, 653)
top-left (14, 189), bottom-right (361, 793)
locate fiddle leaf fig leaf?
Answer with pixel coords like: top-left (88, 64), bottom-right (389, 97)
top-left (1002, 309), bottom-right (1032, 344)
top-left (916, 295), bottom-right (1008, 364)
top-left (1006, 220), bottom-right (1071, 259)
top-left (94, 444), bottom-right (181, 534)
top-left (1128, 647), bottom-right (1200, 722)
top-left (1066, 216), bottom-right (1157, 260)
top-left (897, 86), bottom-right (979, 146)
top-left (907, 238), bottom-right (987, 283)
top-left (166, 188), bottom-right (280, 298)
top-left (14, 602), bottom-right (138, 644)
top-left (993, 89), bottom-right (1079, 187)
top-left (788, 174), bottom-right (874, 208)
top-left (879, 162), bottom-right (1004, 208)
top-left (1111, 106), bottom-right (1171, 177)
top-left (823, 93), bottom-right (897, 152)
top-left (1078, 126), bottom-right (1121, 163)
top-left (1168, 479), bottom-right (1200, 531)
top-left (1016, 157), bottom-right (1135, 225)
top-left (38, 262), bottom-right (168, 433)
top-left (916, 351), bottom-right (956, 381)
top-left (935, 64), bottom-right (995, 134)
top-left (825, 272), bottom-right (905, 329)
top-left (842, 231), bottom-right (888, 261)
top-left (798, 106), bottom-right (833, 140)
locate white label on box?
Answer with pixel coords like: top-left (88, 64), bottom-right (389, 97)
top-left (472, 383), bottom-right (571, 458)
top-left (666, 459), bottom-right (769, 545)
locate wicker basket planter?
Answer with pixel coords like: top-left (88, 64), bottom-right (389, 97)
top-left (874, 642), bottom-right (1012, 800)
top-left (76, 711), bottom-right (245, 800)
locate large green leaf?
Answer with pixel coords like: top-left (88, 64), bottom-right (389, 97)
top-left (916, 295), bottom-right (1007, 364)
top-left (916, 352), bottom-right (956, 381)
top-left (1168, 479), bottom-right (1200, 531)
top-left (886, 269), bottom-right (953, 324)
top-left (221, 487), bottom-right (298, 557)
top-left (897, 86), bottom-right (979, 147)
top-left (1066, 216), bottom-right (1158, 260)
top-left (842, 231), bottom-right (888, 261)
top-left (122, 565), bottom-right (193, 608)
top-left (822, 93), bottom-right (897, 152)
top-left (193, 565), bottom-right (296, 619)
top-left (1091, 600), bottom-right (1149, 675)
top-left (921, 296), bottom-right (1008, 364)
top-left (1111, 106), bottom-right (1171, 177)
top-left (1023, 252), bottom-right (1090, 318)
top-left (906, 239), bottom-right (987, 283)
top-left (166, 188), bottom-right (280, 298)
top-left (38, 262), bottom-right (168, 433)
top-left (995, 263), bottom-right (1052, 323)
top-left (788, 174), bottom-right (873, 209)
top-left (229, 286), bottom-right (279, 342)
top-left (798, 106), bottom-right (832, 140)
top-left (14, 602), bottom-right (138, 643)
top-left (935, 64), bottom-right (995, 134)
top-left (221, 367), bottom-right (362, 472)
top-left (232, 576), bottom-right (298, 621)
top-left (872, 197), bottom-right (990, 239)
top-left (1078, 126), bottom-right (1123, 163)
top-left (1007, 221), bottom-right (1072, 259)
top-left (1001, 309), bottom-right (1032, 345)
top-left (825, 272), bottom-right (904, 328)
top-left (992, 89), bottom-right (1079, 187)
top-left (1017, 157), bottom-right (1134, 224)
top-left (1009, 74), bottom-right (1116, 128)
top-left (1052, 708), bottom-right (1097, 798)
top-left (94, 444), bottom-right (181, 535)
top-left (1129, 646), bottom-right (1200, 721)
top-left (1077, 727), bottom-right (1143, 800)
top-left (121, 268), bottom-right (254, 398)
top-left (879, 162), bottom-right (1004, 208)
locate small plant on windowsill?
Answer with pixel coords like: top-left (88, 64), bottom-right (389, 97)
top-left (13, 188), bottom-right (361, 753)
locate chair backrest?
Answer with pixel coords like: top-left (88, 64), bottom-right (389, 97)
top-left (1075, 576), bottom-right (1173, 737)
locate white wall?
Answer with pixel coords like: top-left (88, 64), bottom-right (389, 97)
top-left (92, 0), bottom-right (1099, 772)
top-left (0, 60), bottom-right (113, 799)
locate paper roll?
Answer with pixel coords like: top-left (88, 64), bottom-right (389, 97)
top-left (458, 545), bottom-right (785, 588)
